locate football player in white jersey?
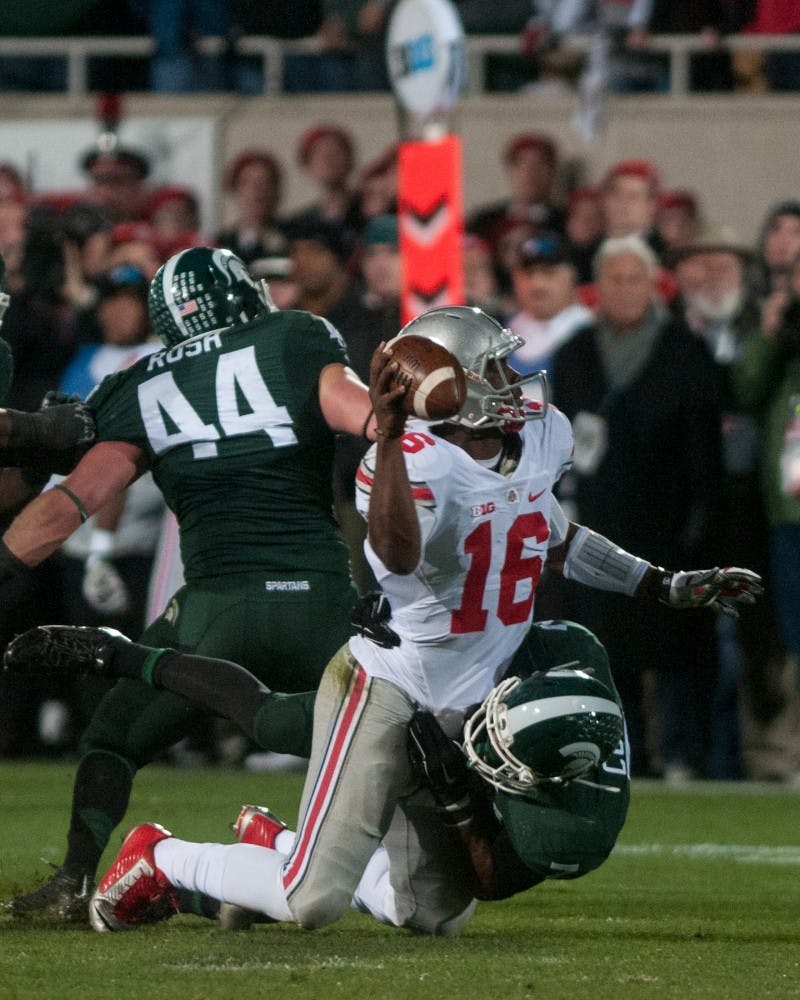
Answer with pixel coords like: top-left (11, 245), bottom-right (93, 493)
top-left (76, 306), bottom-right (761, 935)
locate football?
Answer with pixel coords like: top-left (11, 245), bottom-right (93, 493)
top-left (384, 333), bottom-right (467, 422)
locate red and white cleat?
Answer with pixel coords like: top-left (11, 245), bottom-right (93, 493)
top-left (218, 806), bottom-right (288, 931)
top-left (89, 823), bottom-right (177, 932)
top-left (232, 805), bottom-right (288, 849)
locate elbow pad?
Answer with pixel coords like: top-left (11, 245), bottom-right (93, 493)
top-left (563, 525), bottom-right (650, 597)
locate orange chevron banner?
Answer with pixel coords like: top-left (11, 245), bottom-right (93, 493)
top-left (398, 134), bottom-right (464, 325)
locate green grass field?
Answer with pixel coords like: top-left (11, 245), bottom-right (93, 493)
top-left (2, 763), bottom-right (799, 1000)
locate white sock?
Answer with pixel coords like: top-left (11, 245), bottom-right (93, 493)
top-left (275, 828), bottom-right (295, 855)
top-left (350, 845), bottom-right (402, 927)
top-left (155, 839), bottom-right (293, 922)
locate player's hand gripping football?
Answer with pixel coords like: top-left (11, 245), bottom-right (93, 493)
top-left (659, 567), bottom-right (763, 618)
top-left (368, 343), bottom-right (408, 441)
top-left (407, 711), bottom-right (473, 827)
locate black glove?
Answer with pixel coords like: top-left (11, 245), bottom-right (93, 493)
top-left (4, 392), bottom-right (96, 475)
top-left (407, 710), bottom-right (473, 827)
top-left (351, 590), bottom-right (400, 649)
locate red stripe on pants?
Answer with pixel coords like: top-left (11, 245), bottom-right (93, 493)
top-left (282, 666), bottom-right (367, 890)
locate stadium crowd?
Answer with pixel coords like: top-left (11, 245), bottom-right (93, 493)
top-left (0, 116), bottom-right (797, 788)
top-left (2, 1), bottom-right (800, 95)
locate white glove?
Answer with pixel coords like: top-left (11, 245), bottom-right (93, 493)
top-left (659, 567), bottom-right (763, 618)
top-left (82, 554), bottom-right (130, 616)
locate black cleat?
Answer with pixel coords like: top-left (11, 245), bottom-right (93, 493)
top-left (9, 865), bottom-right (95, 923)
top-left (3, 625), bottom-right (130, 676)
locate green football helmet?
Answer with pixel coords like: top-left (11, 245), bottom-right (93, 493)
top-left (148, 247), bottom-right (275, 348)
top-left (463, 669), bottom-right (623, 795)
top-left (394, 305), bottom-right (548, 429)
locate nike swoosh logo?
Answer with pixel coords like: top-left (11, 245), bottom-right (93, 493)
top-left (528, 489), bottom-right (545, 502)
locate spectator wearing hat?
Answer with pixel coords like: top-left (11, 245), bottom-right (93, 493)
top-left (145, 185), bottom-right (208, 259)
top-left (80, 145), bottom-right (151, 225)
top-left (656, 189), bottom-right (701, 258)
top-left (600, 159), bottom-right (665, 258)
top-left (467, 132), bottom-right (565, 244)
top-left (107, 223), bottom-right (163, 281)
top-left (286, 125), bottom-right (362, 239)
top-left (551, 234), bottom-right (724, 780)
top-left (217, 150), bottom-right (288, 266)
top-left (671, 224), bottom-right (759, 364)
top-left (670, 223), bottom-right (785, 779)
top-left (507, 233), bottom-right (592, 376)
top-left (565, 186), bottom-right (604, 284)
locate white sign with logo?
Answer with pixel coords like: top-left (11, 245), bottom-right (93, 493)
top-left (386, 0), bottom-right (466, 122)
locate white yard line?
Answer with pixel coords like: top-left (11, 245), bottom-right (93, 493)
top-left (616, 843), bottom-right (800, 864)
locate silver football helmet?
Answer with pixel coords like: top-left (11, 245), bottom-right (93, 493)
top-left (395, 305), bottom-right (548, 429)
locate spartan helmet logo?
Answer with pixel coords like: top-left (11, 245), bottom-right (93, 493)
top-left (213, 248), bottom-right (256, 290)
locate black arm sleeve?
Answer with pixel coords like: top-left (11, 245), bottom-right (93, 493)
top-left (151, 651), bottom-right (315, 758)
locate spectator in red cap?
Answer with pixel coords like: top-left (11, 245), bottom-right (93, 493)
top-left (286, 124), bottom-right (362, 238)
top-left (601, 159), bottom-right (664, 257)
top-left (145, 185), bottom-right (209, 258)
top-left (108, 223), bottom-right (162, 280)
top-left (216, 149), bottom-right (287, 266)
top-left (656, 189), bottom-right (701, 258)
top-left (467, 131), bottom-right (565, 245)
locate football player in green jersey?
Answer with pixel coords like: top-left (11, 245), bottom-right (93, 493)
top-left (4, 616), bottom-right (628, 931)
top-left (2, 247), bottom-right (377, 922)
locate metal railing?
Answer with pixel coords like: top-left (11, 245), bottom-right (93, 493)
top-left (0, 33), bottom-right (798, 99)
